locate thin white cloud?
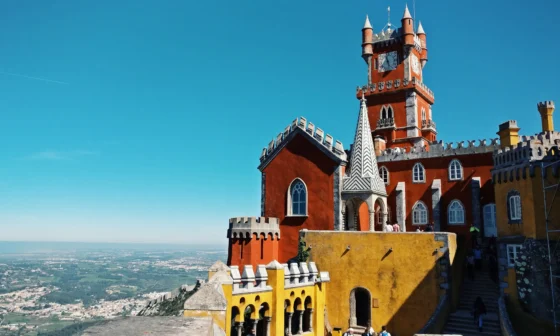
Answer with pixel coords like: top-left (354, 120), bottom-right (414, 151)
top-left (0, 71), bottom-right (69, 85)
top-left (27, 150), bottom-right (98, 161)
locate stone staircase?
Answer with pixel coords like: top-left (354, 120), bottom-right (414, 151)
top-left (442, 270), bottom-right (501, 336)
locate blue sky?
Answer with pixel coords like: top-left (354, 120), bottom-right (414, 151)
top-left (0, 0), bottom-right (558, 245)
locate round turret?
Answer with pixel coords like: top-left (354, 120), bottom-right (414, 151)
top-left (401, 5), bottom-right (414, 46)
top-left (362, 15), bottom-right (373, 61)
top-left (417, 22), bottom-right (428, 67)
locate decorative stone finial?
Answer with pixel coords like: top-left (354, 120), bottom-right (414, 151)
top-left (402, 4), bottom-right (412, 19)
top-left (363, 15), bottom-right (372, 29)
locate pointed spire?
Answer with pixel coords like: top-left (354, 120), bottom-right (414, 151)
top-left (363, 15), bottom-right (372, 29)
top-left (402, 4), bottom-right (412, 19)
top-left (417, 21), bottom-right (425, 35)
top-left (342, 94), bottom-right (387, 195)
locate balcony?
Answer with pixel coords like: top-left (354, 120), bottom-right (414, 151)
top-left (377, 118), bottom-right (395, 129)
top-left (422, 119), bottom-right (436, 130)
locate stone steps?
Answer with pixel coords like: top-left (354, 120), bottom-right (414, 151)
top-left (441, 271), bottom-right (501, 336)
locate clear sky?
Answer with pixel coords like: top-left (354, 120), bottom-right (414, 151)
top-left (0, 0), bottom-right (558, 245)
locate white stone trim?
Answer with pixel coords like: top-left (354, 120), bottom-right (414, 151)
top-left (287, 178), bottom-right (308, 217)
top-left (448, 159), bottom-right (463, 181)
top-left (412, 162), bottom-right (426, 183)
top-left (412, 201), bottom-right (429, 225)
top-left (447, 199), bottom-right (466, 225)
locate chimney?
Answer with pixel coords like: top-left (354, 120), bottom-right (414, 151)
top-left (537, 101), bottom-right (555, 132)
top-left (373, 136), bottom-right (386, 156)
top-left (497, 120), bottom-right (520, 149)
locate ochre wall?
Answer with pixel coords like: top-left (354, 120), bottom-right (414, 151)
top-left (221, 265), bottom-right (327, 336)
top-left (381, 152), bottom-right (495, 237)
top-left (302, 231), bottom-right (457, 336)
top-left (263, 133), bottom-right (339, 263)
top-left (494, 165), bottom-right (560, 239)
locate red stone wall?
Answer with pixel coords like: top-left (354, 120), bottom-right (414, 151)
top-left (380, 152), bottom-right (495, 237)
top-left (262, 133), bottom-right (339, 263)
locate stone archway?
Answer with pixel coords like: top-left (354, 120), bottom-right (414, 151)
top-left (343, 198), bottom-right (373, 232)
top-left (349, 287), bottom-right (371, 328)
top-left (374, 197), bottom-right (388, 231)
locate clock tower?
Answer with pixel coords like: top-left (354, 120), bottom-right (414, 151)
top-left (358, 5), bottom-right (436, 151)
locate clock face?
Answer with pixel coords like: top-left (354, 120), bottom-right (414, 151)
top-left (378, 51), bottom-right (398, 72)
top-left (411, 54), bottom-right (420, 74)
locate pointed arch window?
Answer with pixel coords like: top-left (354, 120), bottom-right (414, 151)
top-left (412, 201), bottom-right (428, 225)
top-left (287, 179), bottom-right (308, 216)
top-left (380, 106), bottom-right (387, 119)
top-left (448, 159), bottom-right (463, 181)
top-left (387, 106), bottom-right (394, 118)
top-left (379, 166), bottom-right (389, 185)
top-left (412, 163), bottom-right (425, 183)
top-left (421, 108), bottom-right (426, 121)
top-left (448, 200), bottom-right (465, 225)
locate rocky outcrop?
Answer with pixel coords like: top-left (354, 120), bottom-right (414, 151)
top-left (137, 281), bottom-right (202, 317)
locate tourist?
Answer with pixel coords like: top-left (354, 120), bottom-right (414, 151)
top-left (424, 222), bottom-right (434, 232)
top-left (247, 328), bottom-right (256, 336)
top-left (466, 252), bottom-right (475, 281)
top-left (384, 221), bottom-right (393, 232)
top-left (469, 225), bottom-right (480, 248)
top-left (473, 296), bottom-right (487, 332)
top-left (379, 326), bottom-right (391, 336)
top-left (343, 327), bottom-right (354, 336)
top-left (392, 223), bottom-right (400, 232)
top-left (362, 323), bottom-right (375, 336)
top-left (473, 245), bottom-right (483, 271)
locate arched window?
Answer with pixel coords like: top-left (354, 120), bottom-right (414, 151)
top-left (380, 106), bottom-right (387, 119)
top-left (448, 200), bottom-right (465, 225)
top-left (288, 179), bottom-right (307, 216)
top-left (412, 201), bottom-right (428, 225)
top-left (387, 106), bottom-right (394, 118)
top-left (379, 166), bottom-right (389, 184)
top-left (507, 190), bottom-right (522, 224)
top-left (448, 159), bottom-right (463, 181)
top-left (421, 108), bottom-right (426, 121)
top-left (412, 163), bottom-right (425, 183)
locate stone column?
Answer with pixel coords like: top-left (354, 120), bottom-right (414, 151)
top-left (265, 317), bottom-right (271, 336)
top-left (340, 200), bottom-right (346, 232)
top-left (471, 177), bottom-right (482, 231)
top-left (308, 309), bottom-right (314, 332)
top-left (286, 313), bottom-right (293, 336)
top-left (431, 179), bottom-right (441, 231)
top-left (252, 320), bottom-right (258, 335)
top-left (396, 182), bottom-right (406, 231)
top-left (369, 211), bottom-right (376, 232)
top-left (297, 311), bottom-right (304, 334)
top-left (236, 322), bottom-right (243, 336)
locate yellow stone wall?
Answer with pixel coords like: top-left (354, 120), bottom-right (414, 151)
top-left (206, 262), bottom-right (328, 336)
top-left (494, 164), bottom-right (560, 239)
top-left (301, 231), bottom-right (457, 336)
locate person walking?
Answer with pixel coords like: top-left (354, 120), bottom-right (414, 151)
top-left (343, 328), bottom-right (354, 336)
top-left (362, 323), bottom-right (375, 336)
top-left (473, 296), bottom-right (487, 332)
top-left (473, 245), bottom-right (483, 271)
top-left (470, 225), bottom-right (480, 248)
top-left (466, 252), bottom-right (475, 281)
top-left (384, 221), bottom-right (393, 232)
top-left (246, 328), bottom-right (256, 336)
top-left (392, 223), bottom-right (400, 232)
top-left (379, 326), bottom-right (391, 336)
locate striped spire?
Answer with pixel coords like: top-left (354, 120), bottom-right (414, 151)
top-left (343, 93), bottom-right (387, 195)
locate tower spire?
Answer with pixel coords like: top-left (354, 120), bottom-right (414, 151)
top-left (363, 15), bottom-right (372, 29)
top-left (403, 4), bottom-right (412, 19)
top-left (342, 94), bottom-right (387, 196)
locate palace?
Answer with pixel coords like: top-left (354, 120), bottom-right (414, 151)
top-left (180, 4), bottom-right (558, 336)
top-left (227, 4), bottom-right (499, 270)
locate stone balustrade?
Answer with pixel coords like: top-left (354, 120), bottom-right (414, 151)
top-left (377, 117), bottom-right (395, 129)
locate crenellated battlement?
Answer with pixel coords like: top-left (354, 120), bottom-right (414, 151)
top-left (357, 76), bottom-right (434, 100)
top-left (493, 131), bottom-right (560, 169)
top-left (376, 138), bottom-right (500, 162)
top-left (258, 117), bottom-right (347, 168)
top-left (229, 261), bottom-right (330, 294)
top-left (537, 100), bottom-right (555, 110)
top-left (228, 217), bottom-right (280, 240)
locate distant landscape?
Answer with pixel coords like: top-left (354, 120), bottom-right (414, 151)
top-left (0, 241), bottom-right (227, 335)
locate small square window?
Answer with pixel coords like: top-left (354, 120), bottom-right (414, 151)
top-left (507, 244), bottom-right (522, 267)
